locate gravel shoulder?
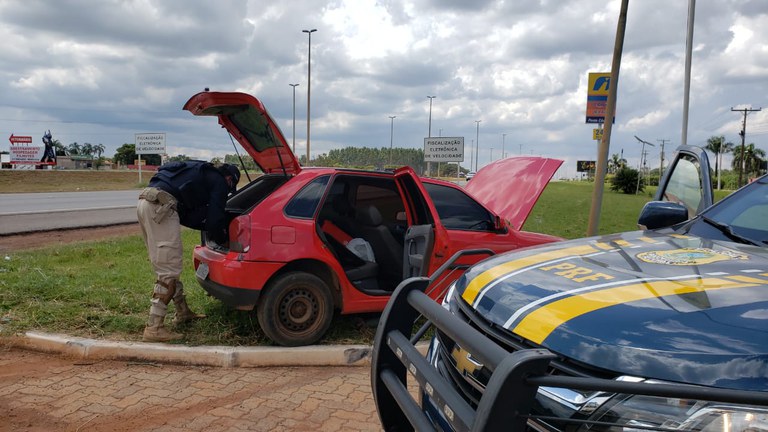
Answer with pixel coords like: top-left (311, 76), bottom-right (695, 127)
top-left (0, 223), bottom-right (141, 252)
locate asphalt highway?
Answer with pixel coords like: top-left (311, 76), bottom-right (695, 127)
top-left (0, 190), bottom-right (139, 234)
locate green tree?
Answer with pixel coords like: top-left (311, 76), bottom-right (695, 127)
top-left (607, 153), bottom-right (626, 174)
top-left (112, 144), bottom-right (160, 166)
top-left (167, 154), bottom-right (191, 162)
top-left (704, 135), bottom-right (729, 189)
top-left (113, 143), bottom-right (136, 165)
top-left (224, 154), bottom-right (258, 171)
top-left (66, 142), bottom-right (81, 155)
top-left (52, 139), bottom-right (67, 156)
top-left (93, 143), bottom-right (105, 158)
top-left (731, 143), bottom-right (766, 181)
top-left (610, 166), bottom-right (643, 194)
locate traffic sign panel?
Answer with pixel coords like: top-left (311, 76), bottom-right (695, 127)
top-left (9, 134), bottom-right (32, 144)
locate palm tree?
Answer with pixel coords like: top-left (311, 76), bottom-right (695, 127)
top-left (66, 142), bottom-right (81, 155)
top-left (731, 143), bottom-right (766, 183)
top-left (93, 143), bottom-right (105, 158)
top-left (607, 153), bottom-right (627, 174)
top-left (705, 136), bottom-right (729, 189)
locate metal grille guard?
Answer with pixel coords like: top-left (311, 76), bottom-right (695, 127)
top-left (370, 252), bottom-right (768, 432)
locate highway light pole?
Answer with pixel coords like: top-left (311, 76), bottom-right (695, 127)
top-left (474, 120), bottom-right (481, 171)
top-left (389, 115), bottom-right (396, 166)
top-left (302, 28), bottom-right (317, 166)
top-left (427, 96), bottom-right (436, 176)
top-left (290, 83), bottom-right (299, 153)
top-left (502, 133), bottom-right (507, 159)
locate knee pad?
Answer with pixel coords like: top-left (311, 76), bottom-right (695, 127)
top-left (152, 279), bottom-right (177, 304)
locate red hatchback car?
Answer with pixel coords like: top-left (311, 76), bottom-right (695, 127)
top-left (184, 91), bottom-right (563, 346)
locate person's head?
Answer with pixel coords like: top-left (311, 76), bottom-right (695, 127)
top-left (218, 164), bottom-right (241, 193)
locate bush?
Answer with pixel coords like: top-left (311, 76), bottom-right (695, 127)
top-left (611, 167), bottom-right (643, 194)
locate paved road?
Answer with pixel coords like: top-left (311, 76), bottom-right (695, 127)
top-left (0, 348), bottom-right (383, 432)
top-left (0, 190), bottom-right (139, 213)
top-left (0, 190), bottom-right (139, 234)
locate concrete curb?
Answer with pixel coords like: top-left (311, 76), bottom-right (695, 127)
top-left (7, 332), bottom-right (430, 368)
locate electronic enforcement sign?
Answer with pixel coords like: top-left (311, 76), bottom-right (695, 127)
top-left (424, 137), bottom-right (464, 162)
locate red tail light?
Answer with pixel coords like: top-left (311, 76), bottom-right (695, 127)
top-left (229, 215), bottom-right (251, 253)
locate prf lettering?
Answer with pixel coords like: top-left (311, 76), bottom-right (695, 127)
top-left (540, 262), bottom-right (614, 283)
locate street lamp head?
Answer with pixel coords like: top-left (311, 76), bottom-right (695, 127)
top-left (303, 29), bottom-right (317, 33)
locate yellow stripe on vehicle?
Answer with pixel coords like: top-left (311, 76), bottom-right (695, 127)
top-left (461, 244), bottom-right (599, 305)
top-left (593, 242), bottom-right (614, 250)
top-left (512, 275), bottom-right (766, 345)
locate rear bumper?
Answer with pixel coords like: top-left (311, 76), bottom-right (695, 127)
top-left (193, 245), bottom-right (284, 310)
top-left (196, 274), bottom-right (261, 311)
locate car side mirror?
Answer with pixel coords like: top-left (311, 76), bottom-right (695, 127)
top-left (637, 201), bottom-right (689, 230)
top-left (494, 215), bottom-right (508, 233)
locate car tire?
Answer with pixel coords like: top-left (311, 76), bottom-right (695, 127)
top-left (257, 271), bottom-right (334, 347)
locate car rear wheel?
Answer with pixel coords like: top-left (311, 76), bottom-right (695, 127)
top-left (256, 271), bottom-right (334, 347)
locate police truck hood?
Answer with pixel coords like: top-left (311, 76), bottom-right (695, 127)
top-left (456, 230), bottom-right (768, 390)
top-left (183, 91), bottom-right (300, 175)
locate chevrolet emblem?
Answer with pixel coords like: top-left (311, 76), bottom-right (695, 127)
top-left (451, 345), bottom-right (483, 376)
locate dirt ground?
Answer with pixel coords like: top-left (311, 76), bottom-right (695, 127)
top-left (0, 224), bottom-right (141, 252)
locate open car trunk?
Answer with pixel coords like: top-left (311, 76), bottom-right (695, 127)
top-left (201, 174), bottom-right (291, 250)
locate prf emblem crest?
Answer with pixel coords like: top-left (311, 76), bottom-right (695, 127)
top-left (637, 248), bottom-right (748, 266)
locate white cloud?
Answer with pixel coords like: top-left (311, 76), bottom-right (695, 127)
top-left (0, 0), bottom-right (764, 173)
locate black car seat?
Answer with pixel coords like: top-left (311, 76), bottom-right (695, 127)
top-left (355, 205), bottom-right (403, 290)
top-left (315, 223), bottom-right (380, 293)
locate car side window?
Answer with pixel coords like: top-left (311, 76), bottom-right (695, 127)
top-left (661, 154), bottom-right (703, 218)
top-left (284, 175), bottom-right (330, 219)
top-left (423, 183), bottom-right (493, 230)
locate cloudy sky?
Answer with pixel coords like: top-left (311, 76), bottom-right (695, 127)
top-left (1, 0), bottom-right (766, 178)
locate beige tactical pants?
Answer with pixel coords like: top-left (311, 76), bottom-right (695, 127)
top-left (137, 196), bottom-right (183, 319)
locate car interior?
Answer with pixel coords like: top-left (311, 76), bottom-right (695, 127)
top-left (316, 175), bottom-right (408, 294)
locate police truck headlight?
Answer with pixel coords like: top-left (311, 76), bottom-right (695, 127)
top-left (441, 282), bottom-right (457, 310)
top-left (583, 391), bottom-right (768, 432)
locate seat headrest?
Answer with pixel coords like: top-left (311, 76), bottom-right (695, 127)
top-left (356, 205), bottom-right (383, 226)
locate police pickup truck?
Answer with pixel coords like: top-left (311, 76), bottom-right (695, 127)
top-left (371, 145), bottom-right (768, 432)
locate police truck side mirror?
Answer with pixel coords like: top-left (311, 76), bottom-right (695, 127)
top-left (637, 201), bottom-right (689, 230)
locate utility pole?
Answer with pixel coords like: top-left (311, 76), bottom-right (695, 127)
top-left (634, 136), bottom-right (655, 194)
top-left (586, 0), bottom-right (629, 236)
top-left (657, 138), bottom-right (669, 180)
top-left (732, 107), bottom-right (762, 187)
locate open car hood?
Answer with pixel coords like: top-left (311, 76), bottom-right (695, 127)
top-left (183, 91), bottom-right (300, 175)
top-left (465, 157), bottom-right (562, 229)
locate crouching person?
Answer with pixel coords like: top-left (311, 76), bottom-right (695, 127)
top-left (136, 160), bottom-right (240, 342)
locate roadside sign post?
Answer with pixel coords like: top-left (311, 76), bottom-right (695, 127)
top-left (424, 137), bottom-right (464, 178)
top-left (8, 134), bottom-right (36, 170)
top-left (135, 133), bottom-right (166, 183)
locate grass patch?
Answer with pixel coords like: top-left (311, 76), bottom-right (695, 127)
top-left (0, 170), bottom-right (144, 193)
top-left (0, 180), bottom-right (733, 346)
top-left (0, 229), bottom-right (375, 346)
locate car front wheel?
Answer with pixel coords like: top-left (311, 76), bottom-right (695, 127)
top-left (256, 271), bottom-right (334, 347)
